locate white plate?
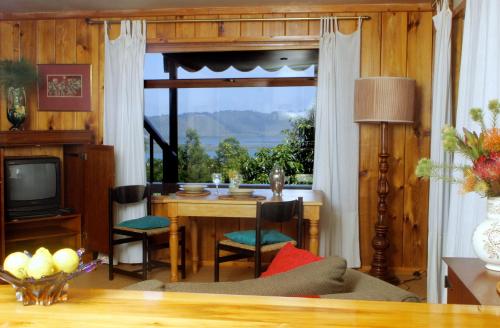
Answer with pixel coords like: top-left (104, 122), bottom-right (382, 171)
top-left (181, 184), bottom-right (208, 192)
top-left (228, 188), bottom-right (254, 196)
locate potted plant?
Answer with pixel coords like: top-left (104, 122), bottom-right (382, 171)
top-left (0, 58), bottom-right (38, 130)
top-left (416, 99), bottom-right (500, 270)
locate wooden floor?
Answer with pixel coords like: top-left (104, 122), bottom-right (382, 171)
top-left (71, 263), bottom-right (428, 301)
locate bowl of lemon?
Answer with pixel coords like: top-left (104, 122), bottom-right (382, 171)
top-left (0, 247), bottom-right (100, 305)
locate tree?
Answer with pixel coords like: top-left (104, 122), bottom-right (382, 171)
top-left (146, 158), bottom-right (163, 182)
top-left (178, 128), bottom-right (213, 182)
top-left (214, 137), bottom-right (251, 182)
top-left (282, 109), bottom-right (315, 174)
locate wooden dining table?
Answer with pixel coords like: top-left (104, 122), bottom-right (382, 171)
top-left (152, 188), bottom-right (323, 282)
top-left (1, 286), bottom-right (499, 327)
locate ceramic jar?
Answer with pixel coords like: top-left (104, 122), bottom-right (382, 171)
top-left (472, 197), bottom-right (500, 271)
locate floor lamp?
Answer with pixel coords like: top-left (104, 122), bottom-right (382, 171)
top-left (354, 77), bottom-right (416, 284)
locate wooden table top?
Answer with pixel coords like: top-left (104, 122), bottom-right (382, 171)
top-left (152, 188), bottom-right (323, 205)
top-left (0, 287), bottom-right (499, 327)
top-left (444, 257), bottom-right (500, 305)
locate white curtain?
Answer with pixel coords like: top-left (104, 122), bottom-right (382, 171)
top-left (104, 20), bottom-right (147, 263)
top-left (312, 17), bottom-right (361, 267)
top-left (442, 0), bottom-right (500, 302)
top-left (427, 0), bottom-right (453, 304)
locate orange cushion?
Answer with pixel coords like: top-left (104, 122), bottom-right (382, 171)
top-left (260, 242), bottom-right (323, 278)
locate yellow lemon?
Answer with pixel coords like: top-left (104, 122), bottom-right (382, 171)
top-left (27, 253), bottom-right (54, 279)
top-left (3, 252), bottom-right (30, 279)
top-left (52, 248), bottom-right (79, 273)
top-left (34, 247), bottom-right (52, 258)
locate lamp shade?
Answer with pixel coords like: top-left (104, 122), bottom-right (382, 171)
top-left (354, 77), bottom-right (416, 123)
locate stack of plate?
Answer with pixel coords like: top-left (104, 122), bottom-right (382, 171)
top-left (179, 184), bottom-right (208, 194)
top-left (228, 188), bottom-right (254, 197)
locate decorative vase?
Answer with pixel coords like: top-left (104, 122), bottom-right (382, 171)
top-left (269, 164), bottom-right (285, 196)
top-left (472, 197), bottom-right (500, 271)
top-left (7, 87), bottom-right (27, 131)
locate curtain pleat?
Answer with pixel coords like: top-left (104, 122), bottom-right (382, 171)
top-left (312, 17), bottom-right (361, 267)
top-left (427, 0), bottom-right (452, 304)
top-left (104, 20), bottom-right (147, 263)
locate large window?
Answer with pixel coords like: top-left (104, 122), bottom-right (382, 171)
top-left (144, 50), bottom-right (317, 186)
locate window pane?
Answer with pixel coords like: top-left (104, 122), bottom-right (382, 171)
top-left (178, 87), bottom-right (316, 184)
top-left (144, 53), bottom-right (169, 79)
top-left (144, 88), bottom-right (169, 182)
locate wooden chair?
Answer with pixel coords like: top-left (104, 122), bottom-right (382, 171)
top-left (214, 197), bottom-right (303, 281)
top-left (108, 184), bottom-right (186, 280)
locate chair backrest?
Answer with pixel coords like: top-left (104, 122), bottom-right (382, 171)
top-left (256, 197), bottom-right (304, 248)
top-left (109, 185), bottom-right (152, 219)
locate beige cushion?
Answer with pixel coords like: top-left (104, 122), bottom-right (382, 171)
top-left (320, 269), bottom-right (420, 302)
top-left (163, 256), bottom-right (346, 296)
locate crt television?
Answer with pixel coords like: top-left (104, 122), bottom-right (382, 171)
top-left (4, 156), bottom-right (61, 220)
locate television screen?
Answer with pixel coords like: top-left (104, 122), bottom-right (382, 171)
top-left (4, 156), bottom-right (61, 219)
top-left (7, 163), bottom-right (57, 201)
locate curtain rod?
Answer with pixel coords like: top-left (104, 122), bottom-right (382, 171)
top-left (86, 16), bottom-right (370, 25)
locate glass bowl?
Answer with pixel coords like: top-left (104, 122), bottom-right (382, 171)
top-left (0, 249), bottom-right (101, 306)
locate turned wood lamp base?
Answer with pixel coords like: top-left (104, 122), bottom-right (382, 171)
top-left (369, 122), bottom-right (399, 285)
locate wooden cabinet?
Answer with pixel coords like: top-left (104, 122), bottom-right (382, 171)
top-left (5, 214), bottom-right (81, 255)
top-left (0, 130), bottom-right (114, 260)
top-left (64, 145), bottom-right (114, 254)
top-left (444, 257), bottom-right (500, 306)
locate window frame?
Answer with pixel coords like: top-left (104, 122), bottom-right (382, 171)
top-left (144, 52), bottom-right (317, 188)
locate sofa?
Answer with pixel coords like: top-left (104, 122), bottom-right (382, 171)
top-left (124, 256), bottom-right (420, 302)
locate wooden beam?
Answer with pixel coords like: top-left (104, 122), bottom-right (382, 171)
top-left (0, 4), bottom-right (433, 21)
top-left (144, 77), bottom-right (316, 88)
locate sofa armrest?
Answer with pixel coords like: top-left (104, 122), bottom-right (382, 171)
top-left (322, 269), bottom-right (420, 302)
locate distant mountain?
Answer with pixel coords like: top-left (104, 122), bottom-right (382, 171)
top-left (147, 110), bottom-right (304, 140)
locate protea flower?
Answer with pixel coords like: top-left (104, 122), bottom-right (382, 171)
top-left (473, 152), bottom-right (500, 183)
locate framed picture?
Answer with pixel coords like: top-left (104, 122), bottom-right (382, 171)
top-left (37, 64), bottom-right (91, 112)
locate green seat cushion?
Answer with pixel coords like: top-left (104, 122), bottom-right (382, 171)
top-left (224, 229), bottom-right (293, 246)
top-left (117, 216), bottom-right (170, 230)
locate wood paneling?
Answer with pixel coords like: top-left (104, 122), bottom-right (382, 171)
top-left (358, 12), bottom-right (381, 269)
top-left (380, 11), bottom-right (408, 269)
top-left (0, 4), bottom-right (433, 273)
top-left (403, 11), bottom-right (432, 270)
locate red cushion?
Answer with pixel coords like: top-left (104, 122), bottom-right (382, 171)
top-left (260, 242), bottom-right (323, 278)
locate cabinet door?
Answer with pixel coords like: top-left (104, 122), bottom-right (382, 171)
top-left (0, 148), bottom-right (4, 260)
top-left (64, 145), bottom-right (114, 254)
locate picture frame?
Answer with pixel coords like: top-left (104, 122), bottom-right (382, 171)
top-left (37, 64), bottom-right (91, 112)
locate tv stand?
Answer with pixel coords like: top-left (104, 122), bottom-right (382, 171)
top-left (5, 214), bottom-right (81, 254)
top-left (0, 130), bottom-right (114, 260)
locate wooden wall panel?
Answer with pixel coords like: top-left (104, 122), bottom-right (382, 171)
top-left (380, 12), bottom-right (408, 269)
top-left (36, 20), bottom-right (56, 130)
top-left (403, 11), bottom-right (432, 271)
top-left (0, 22), bottom-right (15, 131)
top-left (0, 4), bottom-right (433, 272)
top-left (19, 21), bottom-right (37, 130)
top-left (55, 19), bottom-right (77, 130)
top-left (263, 14), bottom-right (285, 37)
top-left (358, 12), bottom-right (381, 269)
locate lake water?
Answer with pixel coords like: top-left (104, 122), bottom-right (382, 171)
top-left (150, 135), bottom-right (285, 158)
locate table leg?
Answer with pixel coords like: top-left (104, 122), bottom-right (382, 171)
top-left (191, 218), bottom-right (199, 274)
top-left (309, 221), bottom-right (319, 255)
top-left (169, 215), bottom-right (179, 282)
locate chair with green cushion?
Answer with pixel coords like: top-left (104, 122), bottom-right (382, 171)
top-left (214, 197), bottom-right (303, 281)
top-left (108, 184), bottom-right (186, 280)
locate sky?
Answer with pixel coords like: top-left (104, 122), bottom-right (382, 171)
top-left (144, 53), bottom-right (317, 117)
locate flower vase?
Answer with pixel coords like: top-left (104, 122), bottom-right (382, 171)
top-left (472, 197), bottom-right (500, 271)
top-left (7, 87), bottom-right (27, 131)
